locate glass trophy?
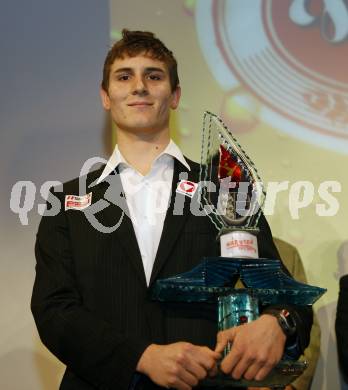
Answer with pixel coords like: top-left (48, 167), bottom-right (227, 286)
top-left (152, 111), bottom-right (326, 388)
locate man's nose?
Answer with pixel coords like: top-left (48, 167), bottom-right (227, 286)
top-left (132, 76), bottom-right (148, 95)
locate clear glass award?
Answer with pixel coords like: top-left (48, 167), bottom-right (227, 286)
top-left (152, 111), bottom-right (326, 388)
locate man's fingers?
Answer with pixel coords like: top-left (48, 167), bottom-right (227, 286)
top-left (219, 343), bottom-right (243, 374)
top-left (195, 347), bottom-right (221, 372)
top-left (215, 329), bottom-right (236, 353)
top-left (138, 342), bottom-right (222, 389)
top-left (254, 362), bottom-right (276, 382)
top-left (177, 366), bottom-right (199, 388)
top-left (216, 315), bottom-right (285, 382)
top-left (166, 362), bottom-right (195, 390)
top-left (167, 375), bottom-right (192, 390)
top-left (248, 388), bottom-right (270, 390)
top-left (183, 346), bottom-right (220, 383)
top-left (208, 349), bottom-right (222, 361)
top-left (185, 359), bottom-right (207, 382)
top-left (230, 354), bottom-right (256, 380)
top-left (243, 352), bottom-right (277, 381)
top-left (215, 332), bottom-right (227, 353)
top-left (223, 345), bottom-right (277, 381)
top-left (208, 364), bottom-right (219, 377)
top-left (241, 362), bottom-right (262, 381)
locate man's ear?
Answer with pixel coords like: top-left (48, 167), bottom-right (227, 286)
top-left (170, 86), bottom-right (181, 110)
top-left (100, 87), bottom-right (111, 110)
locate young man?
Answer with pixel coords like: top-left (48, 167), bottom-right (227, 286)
top-left (31, 30), bottom-right (312, 390)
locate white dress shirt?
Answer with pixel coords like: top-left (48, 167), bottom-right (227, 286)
top-left (97, 140), bottom-right (190, 285)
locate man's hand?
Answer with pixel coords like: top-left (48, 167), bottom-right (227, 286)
top-left (215, 314), bottom-right (286, 381)
top-left (136, 341), bottom-right (221, 390)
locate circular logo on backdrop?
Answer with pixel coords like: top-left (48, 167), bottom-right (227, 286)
top-left (195, 0), bottom-right (348, 153)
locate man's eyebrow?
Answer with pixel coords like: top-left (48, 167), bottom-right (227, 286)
top-left (113, 67), bottom-right (133, 74)
top-left (113, 67), bottom-right (166, 74)
top-left (144, 67), bottom-right (165, 73)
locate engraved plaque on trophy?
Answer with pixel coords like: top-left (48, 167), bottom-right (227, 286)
top-left (152, 111), bottom-right (326, 388)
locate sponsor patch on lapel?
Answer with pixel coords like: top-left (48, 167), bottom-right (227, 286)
top-left (176, 180), bottom-right (198, 198)
top-left (65, 193), bottom-right (92, 210)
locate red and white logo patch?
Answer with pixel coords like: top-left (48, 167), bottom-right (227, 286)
top-left (176, 180), bottom-right (198, 198)
top-left (65, 193), bottom-right (92, 211)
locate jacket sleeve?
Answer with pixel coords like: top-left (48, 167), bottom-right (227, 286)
top-left (336, 275), bottom-right (348, 383)
top-left (257, 213), bottom-right (313, 356)
top-left (31, 190), bottom-right (151, 389)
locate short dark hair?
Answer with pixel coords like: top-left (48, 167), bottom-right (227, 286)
top-left (101, 29), bottom-right (179, 92)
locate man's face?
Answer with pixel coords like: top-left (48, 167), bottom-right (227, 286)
top-left (100, 54), bottom-right (181, 135)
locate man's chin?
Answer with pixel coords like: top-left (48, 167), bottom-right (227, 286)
top-left (120, 122), bottom-right (168, 135)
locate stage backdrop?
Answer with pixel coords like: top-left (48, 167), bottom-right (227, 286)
top-left (1, 0), bottom-right (347, 389)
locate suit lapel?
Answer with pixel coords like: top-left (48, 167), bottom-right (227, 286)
top-left (149, 159), bottom-right (200, 286)
top-left (88, 158), bottom-right (200, 288)
top-left (89, 173), bottom-right (147, 287)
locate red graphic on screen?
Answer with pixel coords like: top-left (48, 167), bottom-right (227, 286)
top-left (209, 0), bottom-right (348, 142)
top-left (267, 0), bottom-right (348, 85)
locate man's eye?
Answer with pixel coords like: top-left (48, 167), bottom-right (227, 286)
top-left (118, 74), bottom-right (130, 81)
top-left (148, 74), bottom-right (162, 80)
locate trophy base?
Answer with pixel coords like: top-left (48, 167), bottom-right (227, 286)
top-left (200, 360), bottom-right (307, 388)
top-left (152, 257), bottom-right (326, 306)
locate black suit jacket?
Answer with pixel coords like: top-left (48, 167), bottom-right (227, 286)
top-left (31, 158), bottom-right (312, 390)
